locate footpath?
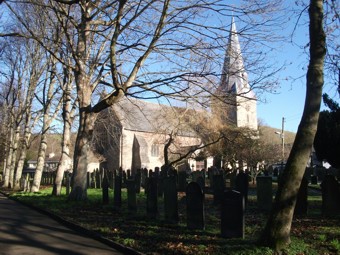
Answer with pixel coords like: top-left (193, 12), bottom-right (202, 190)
top-left (0, 192), bottom-right (133, 255)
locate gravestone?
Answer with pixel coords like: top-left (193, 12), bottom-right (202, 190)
top-left (192, 171), bottom-right (202, 182)
top-left (95, 169), bottom-right (102, 189)
top-left (235, 171), bottom-right (249, 207)
top-left (177, 171), bottom-right (187, 192)
top-left (126, 179), bottom-right (137, 211)
top-left (294, 177), bottom-right (308, 215)
top-left (163, 176), bottom-right (179, 223)
top-left (114, 175), bottom-right (122, 207)
top-left (213, 175), bottom-right (225, 204)
top-left (186, 182), bottom-right (205, 230)
top-left (256, 176), bottom-right (272, 211)
top-left (86, 172), bottom-right (90, 188)
top-left (141, 168), bottom-right (148, 188)
top-left (102, 170), bottom-right (109, 205)
top-left (321, 175), bottom-right (340, 215)
top-left (135, 169), bottom-right (141, 194)
top-left (146, 177), bottom-right (158, 218)
top-left (221, 190), bottom-right (244, 238)
top-left (311, 175), bottom-right (318, 185)
top-left (196, 176), bottom-right (205, 192)
top-left (229, 171), bottom-right (237, 190)
top-left (90, 172), bottom-right (96, 188)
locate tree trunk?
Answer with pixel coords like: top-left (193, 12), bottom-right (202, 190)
top-left (31, 130), bottom-right (48, 192)
top-left (8, 126), bottom-right (20, 189)
top-left (2, 119), bottom-right (14, 188)
top-left (68, 84), bottom-right (95, 201)
top-left (259, 0), bottom-right (326, 251)
top-left (52, 83), bottom-right (73, 196)
top-left (14, 112), bottom-right (35, 190)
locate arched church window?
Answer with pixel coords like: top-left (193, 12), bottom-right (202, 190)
top-left (151, 143), bottom-right (159, 157)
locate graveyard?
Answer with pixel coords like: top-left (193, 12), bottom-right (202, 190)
top-left (7, 168), bottom-right (340, 255)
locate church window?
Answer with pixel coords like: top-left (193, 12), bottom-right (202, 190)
top-left (151, 143), bottom-right (159, 157)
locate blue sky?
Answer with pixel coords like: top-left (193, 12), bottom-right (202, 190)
top-left (252, 2), bottom-right (338, 133)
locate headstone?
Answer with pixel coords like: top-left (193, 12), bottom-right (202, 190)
top-left (186, 182), bottom-right (205, 230)
top-left (114, 175), bottom-right (122, 207)
top-left (294, 177), bottom-right (308, 215)
top-left (157, 177), bottom-right (164, 198)
top-left (192, 171), bottom-right (202, 182)
top-left (102, 170), bottom-right (109, 205)
top-left (126, 179), bottom-right (137, 211)
top-left (321, 175), bottom-right (340, 215)
top-left (221, 190), bottom-right (244, 238)
top-left (256, 176), bottom-right (272, 211)
top-left (311, 175), bottom-right (318, 185)
top-left (135, 169), bottom-right (141, 194)
top-left (235, 171), bottom-right (249, 207)
top-left (141, 168), bottom-right (148, 188)
top-left (213, 175), bottom-right (225, 204)
top-left (146, 177), bottom-right (158, 218)
top-left (95, 169), bottom-right (101, 189)
top-left (163, 176), bottom-right (179, 223)
top-left (229, 171), bottom-right (237, 189)
top-left (177, 171), bottom-right (187, 192)
top-left (86, 172), bottom-right (90, 188)
top-left (196, 176), bottom-right (205, 192)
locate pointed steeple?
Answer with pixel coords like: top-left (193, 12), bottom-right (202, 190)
top-left (220, 16), bottom-right (248, 94)
top-left (215, 17), bottom-right (257, 130)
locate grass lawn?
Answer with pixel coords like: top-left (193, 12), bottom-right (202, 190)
top-left (7, 185), bottom-right (340, 255)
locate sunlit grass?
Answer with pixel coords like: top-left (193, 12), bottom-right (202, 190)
top-left (7, 185), bottom-right (340, 255)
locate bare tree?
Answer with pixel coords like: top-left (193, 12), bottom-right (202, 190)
top-left (3, 0), bottom-right (286, 200)
top-left (259, 0), bottom-right (326, 251)
top-left (31, 55), bottom-right (63, 192)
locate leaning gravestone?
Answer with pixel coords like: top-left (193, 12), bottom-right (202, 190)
top-left (256, 176), bottom-right (273, 211)
top-left (294, 177), bottom-right (308, 215)
top-left (186, 182), bottom-right (205, 230)
top-left (114, 175), bottom-right (122, 207)
top-left (126, 179), bottom-right (137, 211)
top-left (146, 177), bottom-right (158, 218)
top-left (164, 176), bottom-right (179, 223)
top-left (221, 190), bottom-right (244, 238)
top-left (321, 175), bottom-right (340, 215)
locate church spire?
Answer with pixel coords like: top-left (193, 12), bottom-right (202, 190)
top-left (215, 17), bottom-right (257, 130)
top-left (220, 16), bottom-right (248, 93)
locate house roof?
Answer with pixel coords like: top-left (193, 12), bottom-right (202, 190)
top-left (111, 97), bottom-right (205, 137)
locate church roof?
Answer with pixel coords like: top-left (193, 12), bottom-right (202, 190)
top-left (112, 97), bottom-right (202, 137)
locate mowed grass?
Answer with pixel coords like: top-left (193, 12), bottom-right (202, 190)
top-left (8, 185), bottom-right (340, 255)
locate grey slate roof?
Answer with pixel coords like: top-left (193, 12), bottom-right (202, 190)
top-left (112, 97), bottom-right (202, 137)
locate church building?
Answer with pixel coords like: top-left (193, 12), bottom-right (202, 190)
top-left (93, 18), bottom-right (257, 172)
